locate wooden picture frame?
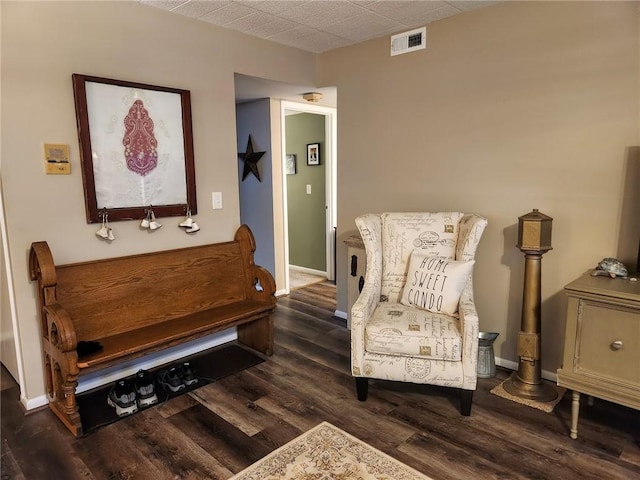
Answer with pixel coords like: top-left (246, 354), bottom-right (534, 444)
top-left (285, 154), bottom-right (297, 175)
top-left (72, 74), bottom-right (197, 223)
top-left (307, 143), bottom-right (320, 166)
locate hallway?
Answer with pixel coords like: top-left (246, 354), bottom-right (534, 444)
top-left (289, 268), bottom-right (326, 290)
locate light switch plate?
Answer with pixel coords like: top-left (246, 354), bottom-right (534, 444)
top-left (212, 192), bottom-right (222, 209)
top-left (306, 184), bottom-right (312, 194)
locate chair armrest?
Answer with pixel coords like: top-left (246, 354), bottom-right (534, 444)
top-left (351, 283), bottom-right (379, 324)
top-left (458, 280), bottom-right (480, 389)
top-left (456, 214), bottom-right (486, 389)
top-left (351, 213), bottom-right (384, 376)
top-left (354, 213), bottom-right (383, 302)
top-left (350, 283), bottom-right (379, 377)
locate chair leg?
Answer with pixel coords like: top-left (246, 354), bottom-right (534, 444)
top-left (460, 389), bottom-right (473, 416)
top-left (355, 377), bottom-right (368, 401)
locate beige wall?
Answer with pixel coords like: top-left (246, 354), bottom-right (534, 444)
top-left (1, 1), bottom-right (316, 402)
top-left (319, 1), bottom-right (639, 371)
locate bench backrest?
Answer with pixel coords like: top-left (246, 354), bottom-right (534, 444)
top-left (55, 242), bottom-right (248, 341)
top-left (29, 226), bottom-right (275, 343)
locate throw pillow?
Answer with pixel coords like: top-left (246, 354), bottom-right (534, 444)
top-left (400, 252), bottom-right (475, 315)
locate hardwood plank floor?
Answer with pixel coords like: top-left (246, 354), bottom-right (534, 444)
top-left (2, 281), bottom-right (639, 479)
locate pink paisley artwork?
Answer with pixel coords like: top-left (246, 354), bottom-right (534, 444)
top-left (123, 99), bottom-right (158, 176)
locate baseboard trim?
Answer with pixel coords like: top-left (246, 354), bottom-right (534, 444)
top-left (21, 393), bottom-right (49, 411)
top-left (495, 356), bottom-right (558, 382)
top-left (289, 265), bottom-right (326, 277)
top-left (276, 289), bottom-right (288, 297)
top-left (334, 310), bottom-right (347, 320)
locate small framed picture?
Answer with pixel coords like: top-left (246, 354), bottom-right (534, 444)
top-left (285, 154), bottom-right (297, 175)
top-left (307, 143), bottom-right (320, 166)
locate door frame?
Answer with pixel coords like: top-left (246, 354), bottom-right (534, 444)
top-left (280, 101), bottom-right (337, 292)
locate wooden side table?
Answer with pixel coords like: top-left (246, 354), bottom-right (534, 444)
top-left (344, 233), bottom-right (366, 329)
top-left (557, 272), bottom-right (640, 439)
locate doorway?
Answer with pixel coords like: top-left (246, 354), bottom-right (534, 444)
top-left (281, 101), bottom-right (337, 293)
top-left (233, 74), bottom-right (337, 295)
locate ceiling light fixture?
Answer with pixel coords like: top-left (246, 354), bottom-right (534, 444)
top-left (302, 92), bottom-right (323, 102)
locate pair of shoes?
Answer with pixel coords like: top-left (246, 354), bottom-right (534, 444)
top-left (184, 223), bottom-right (200, 234)
top-left (107, 379), bottom-right (138, 417)
top-left (158, 362), bottom-right (198, 393)
top-left (179, 210), bottom-right (200, 234)
top-left (141, 207), bottom-right (162, 230)
top-left (96, 211), bottom-right (115, 241)
top-left (107, 369), bottom-right (158, 417)
top-left (134, 369), bottom-right (159, 408)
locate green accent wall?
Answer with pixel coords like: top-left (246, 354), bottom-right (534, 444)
top-left (285, 113), bottom-right (326, 271)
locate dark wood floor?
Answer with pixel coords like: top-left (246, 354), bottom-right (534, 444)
top-left (2, 281), bottom-right (639, 480)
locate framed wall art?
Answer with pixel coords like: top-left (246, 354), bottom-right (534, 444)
top-left (72, 74), bottom-right (197, 223)
top-left (307, 143), bottom-right (320, 166)
top-left (285, 154), bottom-right (297, 175)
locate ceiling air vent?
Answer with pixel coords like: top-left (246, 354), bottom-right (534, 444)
top-left (390, 27), bottom-right (426, 56)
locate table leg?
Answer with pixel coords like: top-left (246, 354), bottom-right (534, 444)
top-left (570, 390), bottom-right (580, 440)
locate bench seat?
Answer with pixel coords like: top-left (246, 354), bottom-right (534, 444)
top-left (75, 300), bottom-right (274, 370)
top-left (29, 225), bottom-right (276, 437)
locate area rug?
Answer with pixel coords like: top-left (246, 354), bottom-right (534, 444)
top-left (491, 380), bottom-right (565, 413)
top-left (230, 421), bottom-right (433, 480)
top-left (77, 342), bottom-right (263, 435)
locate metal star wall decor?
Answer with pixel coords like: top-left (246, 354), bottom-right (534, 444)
top-left (238, 135), bottom-right (266, 182)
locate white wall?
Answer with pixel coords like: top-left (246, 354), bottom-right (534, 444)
top-left (1, 181), bottom-right (20, 382)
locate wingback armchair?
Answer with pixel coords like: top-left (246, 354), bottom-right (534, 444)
top-left (351, 212), bottom-right (488, 415)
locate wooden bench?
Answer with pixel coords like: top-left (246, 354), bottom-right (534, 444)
top-left (29, 225), bottom-right (276, 437)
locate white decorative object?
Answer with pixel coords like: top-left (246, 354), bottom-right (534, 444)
top-left (96, 210), bottom-right (115, 241)
top-left (179, 208), bottom-right (199, 233)
top-left (400, 253), bottom-right (474, 315)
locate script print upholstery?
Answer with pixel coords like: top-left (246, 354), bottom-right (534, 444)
top-left (351, 212), bottom-right (487, 391)
top-left (365, 303), bottom-right (462, 361)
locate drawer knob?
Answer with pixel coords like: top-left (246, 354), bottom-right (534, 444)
top-left (610, 340), bottom-right (624, 351)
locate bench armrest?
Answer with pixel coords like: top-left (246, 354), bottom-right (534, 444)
top-left (235, 224), bottom-right (277, 304)
top-left (43, 303), bottom-right (78, 352)
top-left (251, 265), bottom-right (277, 303)
top-left (29, 241), bottom-right (57, 287)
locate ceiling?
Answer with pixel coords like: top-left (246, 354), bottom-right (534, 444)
top-left (140, 0), bottom-right (499, 106)
top-left (234, 73), bottom-right (339, 108)
top-left (141, 0), bottom-right (498, 54)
